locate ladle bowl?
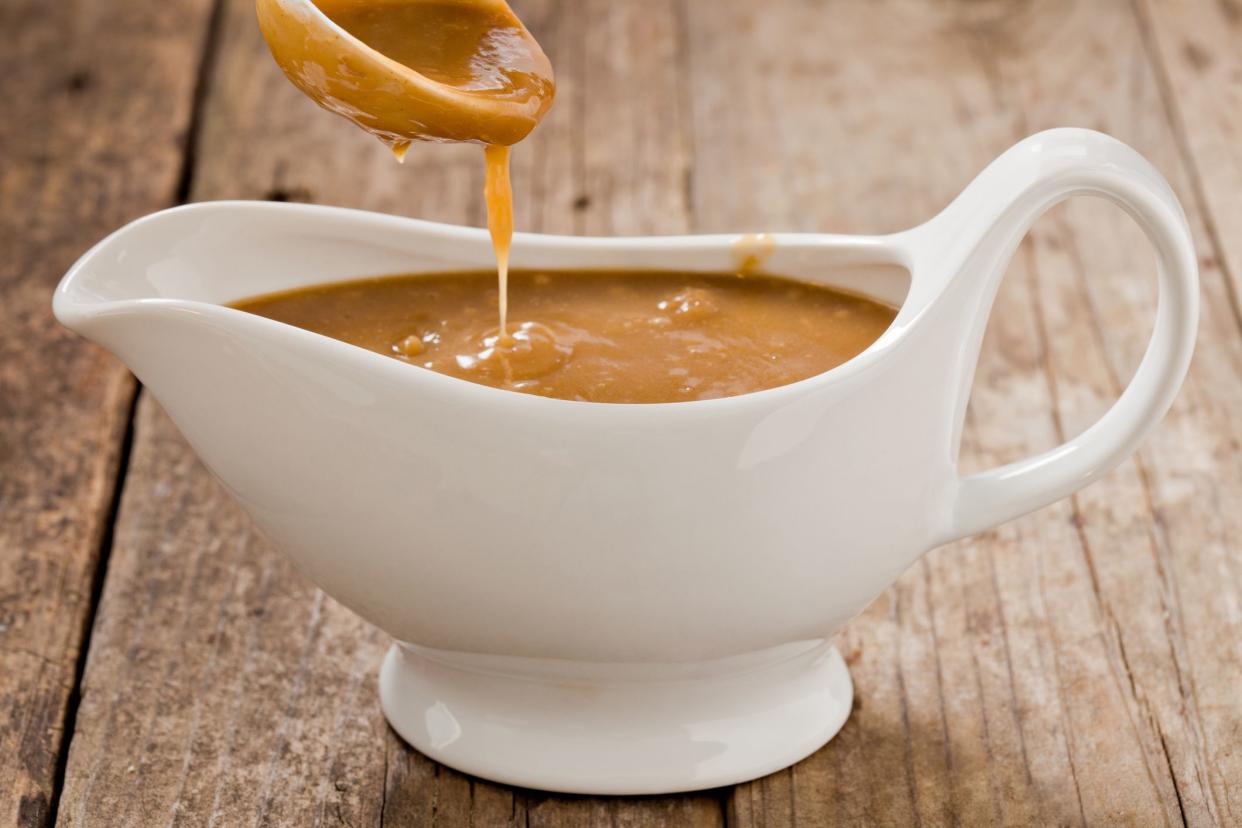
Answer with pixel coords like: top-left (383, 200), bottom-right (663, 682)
top-left (256, 0), bottom-right (554, 148)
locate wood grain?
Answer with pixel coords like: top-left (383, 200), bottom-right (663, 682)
top-left (41, 0), bottom-right (1242, 824)
top-left (55, 0), bottom-right (719, 825)
top-left (0, 0), bottom-right (216, 824)
top-left (1138, 0), bottom-right (1242, 317)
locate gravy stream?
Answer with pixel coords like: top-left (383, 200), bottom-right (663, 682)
top-left (233, 270), bottom-right (898, 404)
top-left (270, 0), bottom-right (554, 337)
top-left (483, 144), bottom-right (514, 339)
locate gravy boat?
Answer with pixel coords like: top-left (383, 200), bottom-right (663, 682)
top-left (54, 129), bottom-right (1197, 794)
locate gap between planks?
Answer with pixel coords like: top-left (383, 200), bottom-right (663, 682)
top-left (45, 0), bottom-right (228, 821)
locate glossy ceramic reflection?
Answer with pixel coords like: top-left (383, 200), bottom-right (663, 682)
top-left (54, 130), bottom-right (1198, 794)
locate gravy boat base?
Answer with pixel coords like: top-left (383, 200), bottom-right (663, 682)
top-left (381, 640), bottom-right (851, 794)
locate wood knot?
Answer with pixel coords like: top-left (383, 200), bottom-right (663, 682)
top-left (65, 70), bottom-right (92, 94)
top-left (264, 187), bottom-right (313, 203)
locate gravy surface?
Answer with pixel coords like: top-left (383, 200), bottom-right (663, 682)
top-left (233, 271), bottom-right (897, 403)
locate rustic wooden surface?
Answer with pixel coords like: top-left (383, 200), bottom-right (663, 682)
top-left (0, 0), bottom-right (217, 825)
top-left (2, 0), bottom-right (1240, 825)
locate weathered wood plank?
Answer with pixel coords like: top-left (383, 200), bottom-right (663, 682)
top-left (1128, 1), bottom-right (1242, 820)
top-left (1137, 0), bottom-right (1242, 318)
top-left (683, 0), bottom-right (1237, 824)
top-left (56, 0), bottom-right (719, 825)
top-left (0, 1), bottom-right (216, 825)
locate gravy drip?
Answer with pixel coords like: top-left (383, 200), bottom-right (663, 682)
top-left (233, 270), bottom-right (898, 404)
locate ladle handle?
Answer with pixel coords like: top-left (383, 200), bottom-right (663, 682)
top-left (922, 129), bottom-right (1199, 544)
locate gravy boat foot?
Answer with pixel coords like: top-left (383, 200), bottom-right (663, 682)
top-left (381, 640), bottom-right (852, 794)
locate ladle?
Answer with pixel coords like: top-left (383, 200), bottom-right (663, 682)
top-left (256, 0), bottom-right (555, 155)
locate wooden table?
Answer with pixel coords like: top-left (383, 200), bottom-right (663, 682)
top-left (4, 0), bottom-right (1240, 824)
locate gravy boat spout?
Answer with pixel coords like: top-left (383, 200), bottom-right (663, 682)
top-left (53, 129), bottom-right (1197, 795)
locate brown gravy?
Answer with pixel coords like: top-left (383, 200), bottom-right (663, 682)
top-left (316, 0), bottom-right (552, 98)
top-left (232, 270), bottom-right (897, 403)
top-left (483, 144), bottom-right (514, 336)
top-left (311, 0), bottom-right (545, 339)
top-left (251, 7), bottom-right (894, 404)
top-left (259, 0), bottom-right (554, 336)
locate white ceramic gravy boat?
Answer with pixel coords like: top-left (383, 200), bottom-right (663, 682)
top-left (54, 129), bottom-right (1197, 794)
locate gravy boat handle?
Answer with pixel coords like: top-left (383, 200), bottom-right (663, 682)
top-left (908, 128), bottom-right (1199, 544)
